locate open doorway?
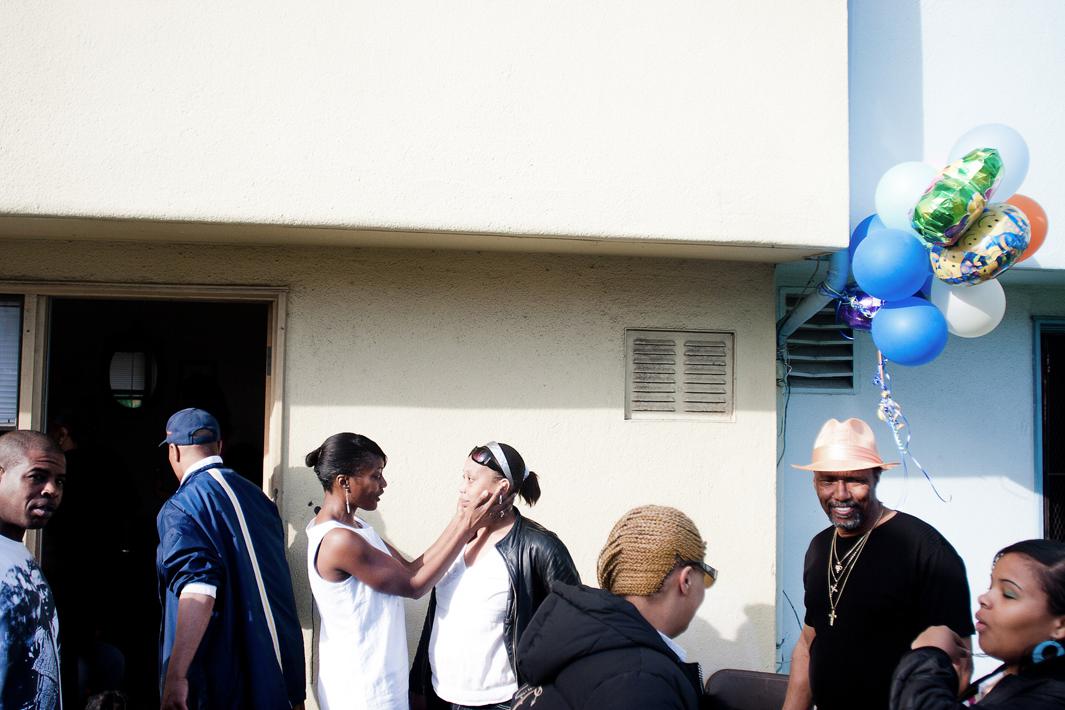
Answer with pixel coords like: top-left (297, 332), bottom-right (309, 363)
top-left (41, 297), bottom-right (269, 708)
top-left (1041, 323), bottom-right (1065, 543)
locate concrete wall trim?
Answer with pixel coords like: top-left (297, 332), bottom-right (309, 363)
top-left (0, 215), bottom-right (837, 264)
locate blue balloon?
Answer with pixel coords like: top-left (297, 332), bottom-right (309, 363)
top-left (916, 274), bottom-right (933, 299)
top-left (848, 214), bottom-right (886, 266)
top-left (852, 229), bottom-right (931, 302)
top-left (871, 297), bottom-right (948, 366)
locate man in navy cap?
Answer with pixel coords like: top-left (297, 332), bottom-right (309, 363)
top-left (156, 408), bottom-right (305, 710)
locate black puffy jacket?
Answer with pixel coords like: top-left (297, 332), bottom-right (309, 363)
top-left (410, 510), bottom-right (580, 698)
top-left (514, 583), bottom-right (704, 710)
top-left (890, 647), bottom-right (1065, 710)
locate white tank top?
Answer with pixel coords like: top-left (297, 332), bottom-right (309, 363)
top-left (306, 517), bottom-right (409, 710)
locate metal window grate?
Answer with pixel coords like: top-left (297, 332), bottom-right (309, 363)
top-left (0, 300), bottom-right (21, 429)
top-left (1042, 330), bottom-right (1065, 542)
top-left (1048, 474), bottom-right (1065, 542)
top-left (780, 292), bottom-right (854, 392)
top-left (625, 329), bottom-right (734, 421)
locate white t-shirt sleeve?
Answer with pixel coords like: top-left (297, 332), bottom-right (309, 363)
top-left (180, 582), bottom-right (217, 598)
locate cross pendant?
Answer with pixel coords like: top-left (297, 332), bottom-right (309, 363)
top-left (830, 584), bottom-right (837, 593)
top-left (828, 610), bottom-right (836, 626)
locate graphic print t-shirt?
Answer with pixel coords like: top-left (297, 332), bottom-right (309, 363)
top-left (0, 535), bottom-right (61, 710)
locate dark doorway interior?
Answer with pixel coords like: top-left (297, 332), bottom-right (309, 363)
top-left (1043, 329), bottom-right (1065, 542)
top-left (42, 298), bottom-right (268, 709)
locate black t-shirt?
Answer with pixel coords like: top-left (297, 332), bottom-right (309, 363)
top-left (803, 511), bottom-right (975, 710)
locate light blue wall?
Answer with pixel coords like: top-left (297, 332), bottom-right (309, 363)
top-left (775, 265), bottom-right (1065, 673)
top-left (775, 0), bottom-right (1065, 672)
top-left (849, 0), bottom-right (1065, 269)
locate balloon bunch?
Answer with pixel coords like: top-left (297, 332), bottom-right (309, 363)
top-left (846, 123), bottom-right (1050, 365)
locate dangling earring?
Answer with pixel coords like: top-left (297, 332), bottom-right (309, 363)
top-left (1032, 639), bottom-right (1065, 664)
top-left (344, 488), bottom-right (351, 515)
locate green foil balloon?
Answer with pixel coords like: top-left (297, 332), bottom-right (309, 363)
top-left (911, 147), bottom-right (1002, 247)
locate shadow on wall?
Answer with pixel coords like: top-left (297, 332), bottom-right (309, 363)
top-left (849, 0), bottom-right (924, 225)
top-left (686, 603), bottom-right (777, 677)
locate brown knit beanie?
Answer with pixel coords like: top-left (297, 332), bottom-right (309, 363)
top-left (597, 505), bottom-right (708, 596)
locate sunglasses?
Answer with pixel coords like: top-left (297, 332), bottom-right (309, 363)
top-left (469, 446), bottom-right (501, 474)
top-left (677, 557), bottom-right (719, 589)
top-left (470, 442), bottom-right (522, 488)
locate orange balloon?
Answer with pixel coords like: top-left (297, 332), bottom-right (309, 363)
top-left (1007, 193), bottom-right (1048, 262)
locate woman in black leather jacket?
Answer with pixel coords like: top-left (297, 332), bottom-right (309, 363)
top-left (410, 442), bottom-right (579, 710)
top-left (890, 539), bottom-right (1065, 709)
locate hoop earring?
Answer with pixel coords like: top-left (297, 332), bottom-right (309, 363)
top-left (1032, 639), bottom-right (1065, 664)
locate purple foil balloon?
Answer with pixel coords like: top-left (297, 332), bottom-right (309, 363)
top-left (835, 287), bottom-right (883, 331)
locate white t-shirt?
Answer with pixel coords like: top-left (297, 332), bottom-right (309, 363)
top-left (429, 545), bottom-right (517, 705)
top-left (0, 535), bottom-right (61, 709)
top-left (306, 518), bottom-right (409, 710)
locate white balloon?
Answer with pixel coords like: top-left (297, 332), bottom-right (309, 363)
top-left (874, 162), bottom-right (937, 234)
top-left (929, 278), bottom-right (1006, 338)
top-left (949, 123), bottom-right (1029, 201)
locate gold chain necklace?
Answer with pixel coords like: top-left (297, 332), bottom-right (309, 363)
top-left (830, 535), bottom-right (864, 575)
top-left (826, 508), bottom-right (885, 627)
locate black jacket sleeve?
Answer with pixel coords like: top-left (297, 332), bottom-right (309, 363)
top-left (890, 647), bottom-right (964, 710)
top-left (409, 590), bottom-right (437, 697)
top-left (535, 534), bottom-right (580, 599)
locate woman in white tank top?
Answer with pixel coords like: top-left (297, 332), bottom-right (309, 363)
top-left (305, 433), bottom-right (510, 710)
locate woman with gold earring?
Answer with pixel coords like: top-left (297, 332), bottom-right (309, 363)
top-left (891, 539), bottom-right (1065, 708)
top-left (305, 433), bottom-right (508, 710)
top-left (410, 442), bottom-right (579, 710)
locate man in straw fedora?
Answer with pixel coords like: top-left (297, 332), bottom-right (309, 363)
top-left (513, 505), bottom-right (716, 709)
top-left (782, 418), bottom-right (974, 710)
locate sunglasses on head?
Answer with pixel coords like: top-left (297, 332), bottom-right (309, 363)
top-left (469, 446), bottom-right (502, 474)
top-left (470, 442), bottom-right (523, 488)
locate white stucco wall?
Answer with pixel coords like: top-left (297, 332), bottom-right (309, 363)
top-left (0, 237), bottom-right (779, 699)
top-left (850, 0), bottom-right (1065, 269)
top-left (0, 2), bottom-right (848, 252)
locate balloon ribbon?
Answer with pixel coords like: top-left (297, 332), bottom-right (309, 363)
top-left (874, 351), bottom-right (949, 502)
top-left (818, 284), bottom-right (882, 319)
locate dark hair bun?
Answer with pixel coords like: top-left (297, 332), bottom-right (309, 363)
top-left (308, 433), bottom-right (387, 492)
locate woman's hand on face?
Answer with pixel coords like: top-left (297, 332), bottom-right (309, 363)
top-left (912, 625), bottom-right (971, 693)
top-left (461, 484), bottom-right (515, 533)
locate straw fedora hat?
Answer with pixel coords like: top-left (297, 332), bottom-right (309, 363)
top-left (792, 418), bottom-right (899, 472)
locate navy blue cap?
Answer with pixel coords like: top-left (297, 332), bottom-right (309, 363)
top-left (159, 408), bottom-right (221, 447)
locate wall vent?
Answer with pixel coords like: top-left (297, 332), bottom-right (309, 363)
top-left (780, 291), bottom-right (855, 392)
top-left (625, 329), bottom-right (734, 421)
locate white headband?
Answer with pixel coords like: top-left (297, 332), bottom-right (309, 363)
top-left (485, 441), bottom-right (529, 487)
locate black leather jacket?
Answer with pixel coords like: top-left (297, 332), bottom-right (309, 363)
top-left (891, 647), bottom-right (1065, 710)
top-left (410, 510), bottom-right (580, 698)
